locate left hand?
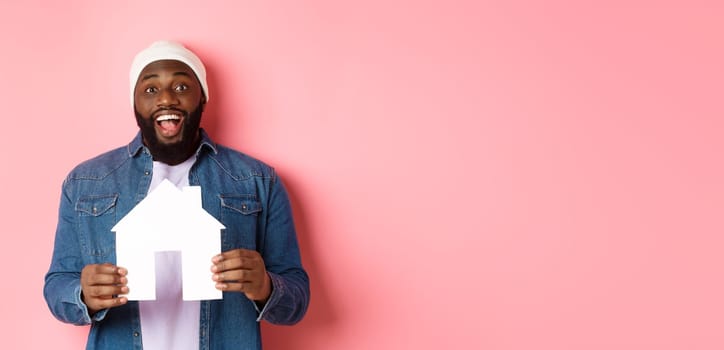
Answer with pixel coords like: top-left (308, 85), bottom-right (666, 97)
top-left (211, 249), bottom-right (272, 302)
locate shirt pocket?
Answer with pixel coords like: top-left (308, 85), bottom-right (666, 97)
top-left (76, 194), bottom-right (118, 258)
top-left (219, 194), bottom-right (262, 251)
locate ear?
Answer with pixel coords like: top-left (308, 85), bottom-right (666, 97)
top-left (200, 97), bottom-right (207, 112)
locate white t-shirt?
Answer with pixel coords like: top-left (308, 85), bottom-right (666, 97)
top-left (139, 156), bottom-right (200, 350)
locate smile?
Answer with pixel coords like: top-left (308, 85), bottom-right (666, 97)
top-left (155, 113), bottom-right (182, 124)
top-left (154, 113), bottom-right (184, 136)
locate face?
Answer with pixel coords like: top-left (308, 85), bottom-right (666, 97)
top-left (134, 60), bottom-right (205, 165)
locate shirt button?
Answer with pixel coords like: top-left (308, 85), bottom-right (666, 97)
top-left (144, 171), bottom-right (150, 176)
top-left (241, 204), bottom-right (247, 210)
top-left (92, 207), bottom-right (97, 214)
top-left (133, 332), bottom-right (139, 337)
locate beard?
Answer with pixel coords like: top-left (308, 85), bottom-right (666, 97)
top-left (135, 102), bottom-right (203, 165)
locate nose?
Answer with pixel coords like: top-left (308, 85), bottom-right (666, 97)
top-left (156, 87), bottom-right (179, 107)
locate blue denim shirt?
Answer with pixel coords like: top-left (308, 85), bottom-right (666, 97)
top-left (44, 130), bottom-right (310, 349)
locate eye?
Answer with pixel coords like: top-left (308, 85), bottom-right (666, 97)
top-left (175, 84), bottom-right (188, 92)
top-left (144, 86), bottom-right (158, 94)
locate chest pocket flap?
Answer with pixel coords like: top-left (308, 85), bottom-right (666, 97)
top-left (220, 195), bottom-right (262, 216)
top-left (76, 194), bottom-right (119, 216)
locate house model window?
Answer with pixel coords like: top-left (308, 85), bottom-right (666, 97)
top-left (112, 179), bottom-right (224, 301)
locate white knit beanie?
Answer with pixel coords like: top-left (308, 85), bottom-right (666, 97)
top-left (129, 40), bottom-right (209, 108)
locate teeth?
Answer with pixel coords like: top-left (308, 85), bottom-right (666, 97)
top-left (156, 114), bottom-right (181, 122)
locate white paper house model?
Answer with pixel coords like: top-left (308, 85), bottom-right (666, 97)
top-left (112, 179), bottom-right (224, 301)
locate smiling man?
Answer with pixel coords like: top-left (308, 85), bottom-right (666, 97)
top-left (44, 41), bottom-right (310, 349)
top-left (134, 59), bottom-right (204, 165)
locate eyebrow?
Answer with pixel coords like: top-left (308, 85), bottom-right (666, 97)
top-left (140, 71), bottom-right (193, 82)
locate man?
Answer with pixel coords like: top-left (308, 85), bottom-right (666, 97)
top-left (44, 41), bottom-right (310, 349)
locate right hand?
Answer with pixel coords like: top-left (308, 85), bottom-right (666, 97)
top-left (80, 263), bottom-right (129, 316)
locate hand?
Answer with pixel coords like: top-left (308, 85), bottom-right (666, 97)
top-left (80, 263), bottom-right (128, 316)
top-left (211, 249), bottom-right (271, 302)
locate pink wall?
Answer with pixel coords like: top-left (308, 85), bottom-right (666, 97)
top-left (1, 1), bottom-right (722, 349)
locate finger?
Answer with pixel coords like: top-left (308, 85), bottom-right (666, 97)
top-left (215, 281), bottom-right (251, 293)
top-left (212, 256), bottom-right (262, 273)
top-left (84, 284), bottom-right (129, 298)
top-left (213, 269), bottom-right (263, 283)
top-left (93, 263), bottom-right (124, 275)
top-left (88, 273), bottom-right (128, 286)
top-left (213, 249), bottom-right (260, 263)
top-left (215, 281), bottom-right (268, 301)
top-left (212, 250), bottom-right (238, 263)
top-left (82, 264), bottom-right (126, 282)
top-left (87, 295), bottom-right (128, 311)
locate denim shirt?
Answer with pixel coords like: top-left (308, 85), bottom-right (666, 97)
top-left (44, 130), bottom-right (310, 349)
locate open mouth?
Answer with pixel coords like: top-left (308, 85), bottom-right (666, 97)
top-left (154, 113), bottom-right (184, 137)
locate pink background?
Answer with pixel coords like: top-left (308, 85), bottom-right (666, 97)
top-left (1, 1), bottom-right (722, 349)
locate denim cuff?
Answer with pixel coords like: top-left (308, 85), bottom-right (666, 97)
top-left (254, 271), bottom-right (283, 322)
top-left (75, 284), bottom-right (108, 323)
